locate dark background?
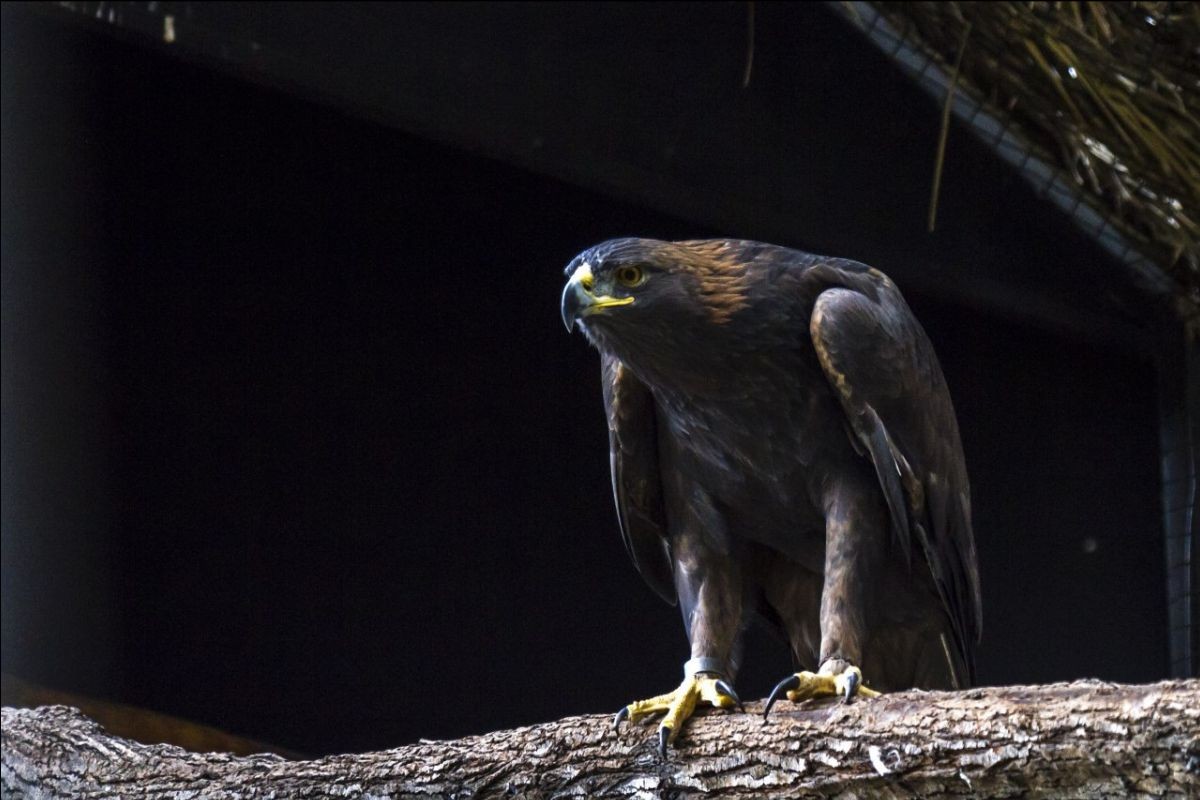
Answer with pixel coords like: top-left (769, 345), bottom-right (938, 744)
top-left (2, 3), bottom-right (1168, 756)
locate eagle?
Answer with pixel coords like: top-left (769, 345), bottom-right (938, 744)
top-left (561, 238), bottom-right (981, 756)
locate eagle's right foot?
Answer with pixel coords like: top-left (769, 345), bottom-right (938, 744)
top-left (613, 674), bottom-right (741, 757)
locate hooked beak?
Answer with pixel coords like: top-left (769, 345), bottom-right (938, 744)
top-left (561, 263), bottom-right (634, 332)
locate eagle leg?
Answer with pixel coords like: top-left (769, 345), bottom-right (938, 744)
top-left (612, 674), bottom-right (740, 756)
top-left (761, 480), bottom-right (885, 721)
top-left (762, 663), bottom-right (880, 720)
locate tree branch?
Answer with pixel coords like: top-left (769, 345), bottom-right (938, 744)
top-left (3, 680), bottom-right (1198, 798)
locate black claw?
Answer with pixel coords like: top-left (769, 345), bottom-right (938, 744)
top-left (613, 707), bottom-right (629, 731)
top-left (657, 726), bottom-right (671, 758)
top-left (714, 679), bottom-right (745, 713)
top-left (763, 675), bottom-right (801, 721)
top-left (843, 671), bottom-right (861, 704)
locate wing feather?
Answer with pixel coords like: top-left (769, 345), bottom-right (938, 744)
top-left (810, 278), bottom-right (982, 683)
top-left (601, 353), bottom-right (676, 605)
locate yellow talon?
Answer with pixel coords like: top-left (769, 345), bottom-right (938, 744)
top-left (660, 684), bottom-right (697, 741)
top-left (784, 667), bottom-right (881, 701)
top-left (763, 665), bottom-right (880, 720)
top-left (615, 675), bottom-right (738, 752)
top-left (700, 677), bottom-right (739, 709)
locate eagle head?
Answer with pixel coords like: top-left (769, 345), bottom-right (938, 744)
top-left (561, 238), bottom-right (751, 364)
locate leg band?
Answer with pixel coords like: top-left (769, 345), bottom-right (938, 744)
top-left (683, 657), bottom-right (726, 679)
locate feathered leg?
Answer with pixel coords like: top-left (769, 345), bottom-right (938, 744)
top-left (614, 528), bottom-right (746, 756)
top-left (765, 482), bottom-right (884, 718)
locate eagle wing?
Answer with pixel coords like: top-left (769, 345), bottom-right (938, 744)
top-left (601, 353), bottom-right (677, 605)
top-left (809, 271), bottom-right (982, 683)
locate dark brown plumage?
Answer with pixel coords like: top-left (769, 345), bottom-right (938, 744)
top-left (562, 237), bottom-right (981, 749)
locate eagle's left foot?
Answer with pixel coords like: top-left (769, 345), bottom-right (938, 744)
top-left (762, 661), bottom-right (880, 720)
top-left (613, 674), bottom-right (741, 757)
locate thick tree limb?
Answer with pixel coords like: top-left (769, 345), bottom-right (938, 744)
top-left (3, 680), bottom-right (1198, 798)
top-left (0, 673), bottom-right (297, 759)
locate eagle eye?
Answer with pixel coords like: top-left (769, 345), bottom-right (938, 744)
top-left (615, 265), bottom-right (646, 287)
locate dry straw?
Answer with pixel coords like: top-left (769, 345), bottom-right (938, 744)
top-left (873, 1), bottom-right (1199, 318)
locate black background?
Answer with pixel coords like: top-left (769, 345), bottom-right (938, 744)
top-left (2, 5), bottom-right (1165, 755)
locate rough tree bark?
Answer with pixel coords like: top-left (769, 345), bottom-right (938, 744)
top-left (3, 680), bottom-right (1198, 799)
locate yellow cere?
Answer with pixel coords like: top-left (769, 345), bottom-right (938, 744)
top-left (578, 264), bottom-right (595, 290)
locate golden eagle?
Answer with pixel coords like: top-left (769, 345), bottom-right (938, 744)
top-left (562, 238), bottom-right (981, 755)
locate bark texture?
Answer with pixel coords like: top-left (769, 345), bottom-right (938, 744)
top-left (0, 673), bottom-right (297, 759)
top-left (3, 680), bottom-right (1198, 799)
